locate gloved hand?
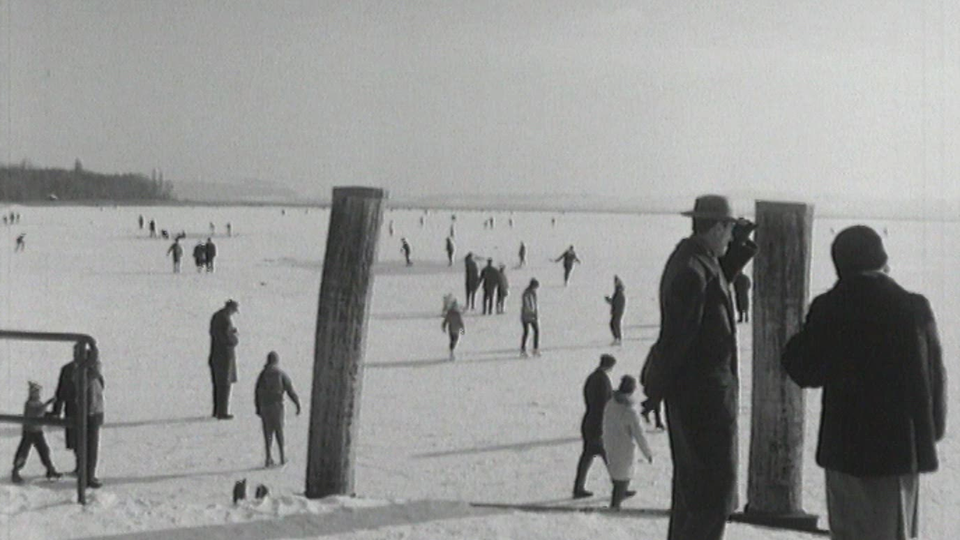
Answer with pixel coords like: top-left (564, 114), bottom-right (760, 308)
top-left (732, 218), bottom-right (757, 244)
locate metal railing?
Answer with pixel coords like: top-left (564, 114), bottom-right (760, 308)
top-left (0, 330), bottom-right (98, 504)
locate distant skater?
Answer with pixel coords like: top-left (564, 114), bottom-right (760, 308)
top-left (138, 215), bottom-right (144, 229)
top-left (441, 300), bottom-right (466, 360)
top-left (388, 220), bottom-right (394, 236)
top-left (554, 245), bottom-right (581, 286)
top-left (193, 241), bottom-right (207, 272)
top-left (605, 276), bottom-right (626, 345)
top-left (401, 238), bottom-right (412, 266)
top-left (520, 278), bottom-right (540, 357)
top-left (445, 236), bottom-right (456, 266)
top-left (209, 299), bottom-right (239, 419)
top-left (496, 264), bottom-right (509, 314)
top-left (572, 354), bottom-right (615, 498)
top-left (205, 238), bottom-right (217, 272)
top-left (15, 233), bottom-right (25, 252)
top-left (449, 224), bottom-right (455, 238)
top-left (167, 238), bottom-right (183, 273)
top-left (209, 222), bottom-right (216, 235)
top-left (149, 219), bottom-right (156, 238)
top-left (518, 242), bottom-right (526, 268)
top-left (10, 382), bottom-right (62, 484)
top-left (479, 259), bottom-right (500, 315)
top-left (226, 222), bottom-right (232, 237)
top-left (733, 272), bottom-right (751, 322)
top-left (464, 253), bottom-right (480, 310)
top-left (254, 351), bottom-right (301, 468)
top-left (603, 375), bottom-right (653, 510)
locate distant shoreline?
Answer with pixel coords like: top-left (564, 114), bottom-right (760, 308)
top-left (1, 198), bottom-right (957, 222)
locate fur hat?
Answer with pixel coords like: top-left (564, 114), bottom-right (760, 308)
top-left (831, 225), bottom-right (888, 279)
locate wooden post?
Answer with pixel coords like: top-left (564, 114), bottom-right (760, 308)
top-left (734, 201), bottom-right (818, 531)
top-left (305, 187), bottom-right (386, 499)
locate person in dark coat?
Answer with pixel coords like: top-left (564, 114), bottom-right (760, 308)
top-left (554, 246), bottom-right (581, 286)
top-left (520, 278), bottom-right (540, 356)
top-left (205, 238), bottom-right (217, 272)
top-left (496, 264), bottom-right (509, 314)
top-left (193, 241), bottom-right (207, 272)
top-left (640, 195), bottom-right (757, 540)
top-left (733, 273), bottom-right (751, 322)
top-left (605, 276), bottom-right (626, 345)
top-left (167, 239), bottom-right (184, 273)
top-left (401, 237), bottom-right (412, 266)
top-left (782, 225), bottom-right (946, 539)
top-left (50, 346), bottom-right (83, 472)
top-left (478, 259), bottom-right (500, 315)
top-left (518, 242), bottom-right (526, 268)
top-left (445, 236), bottom-right (456, 266)
top-left (255, 351), bottom-right (301, 468)
top-left (149, 219), bottom-right (157, 237)
top-left (209, 299), bottom-right (240, 419)
top-left (572, 354), bottom-right (616, 498)
top-left (464, 253), bottom-right (480, 310)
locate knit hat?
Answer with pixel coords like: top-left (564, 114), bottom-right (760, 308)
top-left (28, 381), bottom-right (41, 394)
top-left (831, 225), bottom-right (888, 279)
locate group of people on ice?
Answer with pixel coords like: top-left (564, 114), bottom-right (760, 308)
top-left (166, 236), bottom-right (218, 273)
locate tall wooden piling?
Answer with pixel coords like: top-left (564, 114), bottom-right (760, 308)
top-left (305, 187), bottom-right (386, 499)
top-left (735, 201), bottom-right (818, 531)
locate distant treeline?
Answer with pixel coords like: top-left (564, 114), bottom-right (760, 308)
top-left (0, 162), bottom-right (175, 202)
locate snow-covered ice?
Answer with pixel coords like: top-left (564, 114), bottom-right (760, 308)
top-left (0, 205), bottom-right (956, 539)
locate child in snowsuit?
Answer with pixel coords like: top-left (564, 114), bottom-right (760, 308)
top-left (602, 375), bottom-right (653, 509)
top-left (441, 300), bottom-right (466, 360)
top-left (11, 382), bottom-right (62, 484)
top-left (254, 352), bottom-right (302, 468)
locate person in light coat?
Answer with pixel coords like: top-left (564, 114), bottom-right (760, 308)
top-left (603, 375), bottom-right (653, 509)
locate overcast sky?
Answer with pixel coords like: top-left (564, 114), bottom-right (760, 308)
top-left (1, 0), bottom-right (957, 205)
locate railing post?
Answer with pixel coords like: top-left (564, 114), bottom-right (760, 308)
top-left (76, 343), bottom-right (89, 505)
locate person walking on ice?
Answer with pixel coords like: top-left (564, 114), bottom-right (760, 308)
top-left (554, 245), bottom-right (581, 286)
top-left (205, 238), bottom-right (217, 272)
top-left (733, 272), bottom-right (751, 322)
top-left (167, 238), bottom-right (184, 273)
top-left (441, 300), bottom-right (466, 360)
top-left (401, 238), bottom-right (412, 266)
top-left (603, 375), bottom-right (653, 510)
top-left (209, 299), bottom-right (239, 419)
top-left (573, 354), bottom-right (615, 499)
top-left (518, 241), bottom-right (527, 268)
top-left (496, 264), bottom-right (509, 314)
top-left (605, 275), bottom-right (626, 345)
top-left (14, 233), bottom-right (25, 251)
top-left (479, 258), bottom-right (500, 315)
top-left (445, 236), bottom-right (456, 266)
top-left (254, 351), bottom-right (301, 468)
top-left (193, 241), bottom-right (207, 272)
top-left (464, 253), bottom-right (480, 310)
top-left (520, 278), bottom-right (540, 357)
top-left (10, 382), bottom-right (62, 484)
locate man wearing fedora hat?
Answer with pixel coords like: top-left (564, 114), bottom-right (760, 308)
top-left (209, 299), bottom-right (240, 419)
top-left (640, 194), bottom-right (757, 540)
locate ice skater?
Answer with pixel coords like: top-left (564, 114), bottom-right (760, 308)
top-left (401, 238), bottom-right (412, 266)
top-left (496, 264), bottom-right (509, 314)
top-left (205, 238), bottom-right (217, 272)
top-left (10, 382), bottom-right (62, 484)
top-left (149, 219), bottom-right (157, 237)
top-left (733, 272), bottom-right (751, 322)
top-left (605, 276), bottom-right (626, 345)
top-left (167, 238), bottom-right (184, 273)
top-left (518, 242), bottom-right (527, 268)
top-left (573, 354), bottom-right (615, 498)
top-left (445, 236), bottom-right (456, 266)
top-left (193, 241), bottom-right (207, 272)
top-left (554, 245), bottom-right (581, 286)
top-left (520, 278), bottom-right (540, 357)
top-left (479, 259), bottom-right (500, 315)
top-left (254, 351), bottom-right (301, 468)
top-left (138, 215), bottom-right (144, 229)
top-left (464, 253), bottom-right (480, 310)
top-left (14, 233), bottom-right (25, 252)
top-left (441, 300), bottom-right (466, 360)
top-left (226, 222), bottom-right (232, 237)
top-left (603, 375), bottom-right (653, 510)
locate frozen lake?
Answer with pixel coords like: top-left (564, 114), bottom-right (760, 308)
top-left (0, 204), bottom-right (956, 539)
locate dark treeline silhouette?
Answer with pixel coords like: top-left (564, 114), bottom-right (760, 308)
top-left (0, 162), bottom-right (175, 202)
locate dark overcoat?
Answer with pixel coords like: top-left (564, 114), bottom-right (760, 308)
top-left (782, 272), bottom-right (946, 476)
top-left (465, 257), bottom-right (479, 290)
top-left (642, 235), bottom-right (755, 519)
top-left (209, 307), bottom-right (239, 383)
top-left (580, 368), bottom-right (612, 443)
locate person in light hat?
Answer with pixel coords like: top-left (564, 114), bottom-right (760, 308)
top-left (783, 225), bottom-right (946, 539)
top-left (640, 194), bottom-right (757, 539)
top-left (11, 381), bottom-right (62, 484)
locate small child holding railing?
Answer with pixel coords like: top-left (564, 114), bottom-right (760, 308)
top-left (11, 381), bottom-right (63, 484)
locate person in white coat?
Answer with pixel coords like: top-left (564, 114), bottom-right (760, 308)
top-left (602, 375), bottom-right (653, 509)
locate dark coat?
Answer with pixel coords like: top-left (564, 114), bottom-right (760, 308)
top-left (642, 235), bottom-right (756, 516)
top-left (209, 307), bottom-right (239, 383)
top-left (733, 273), bottom-right (750, 312)
top-left (782, 272), bottom-right (946, 476)
top-left (581, 368), bottom-right (612, 443)
top-left (205, 241), bottom-right (217, 260)
top-left (465, 257), bottom-right (479, 290)
top-left (479, 265), bottom-right (500, 293)
top-left (607, 288), bottom-right (625, 320)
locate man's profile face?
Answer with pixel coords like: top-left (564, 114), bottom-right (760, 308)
top-left (710, 221), bottom-right (735, 256)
